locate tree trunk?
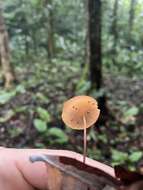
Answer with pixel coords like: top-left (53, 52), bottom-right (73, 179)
top-left (87, 0), bottom-right (102, 90)
top-left (87, 0), bottom-right (108, 126)
top-left (0, 8), bottom-right (15, 89)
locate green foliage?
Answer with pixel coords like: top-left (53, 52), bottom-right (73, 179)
top-left (48, 128), bottom-right (68, 144)
top-left (36, 107), bottom-right (51, 123)
top-left (129, 151), bottom-right (143, 162)
top-left (0, 84), bottom-right (27, 105)
top-left (34, 142), bottom-right (46, 148)
top-left (0, 110), bottom-right (15, 123)
top-left (33, 119), bottom-right (68, 144)
top-left (36, 93), bottom-right (49, 104)
top-left (102, 0), bottom-right (143, 77)
top-left (3, 0), bottom-right (143, 78)
top-left (111, 149), bottom-right (129, 165)
top-left (0, 91), bottom-right (16, 104)
top-left (8, 127), bottom-right (23, 138)
top-left (0, 0), bottom-right (142, 169)
top-left (88, 148), bottom-right (102, 160)
top-left (111, 149), bottom-right (143, 168)
top-left (34, 119), bottom-right (47, 133)
top-left (124, 106), bottom-right (139, 117)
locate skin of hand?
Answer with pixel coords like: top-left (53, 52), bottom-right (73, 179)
top-left (0, 147), bottom-right (82, 190)
top-left (0, 147), bottom-right (86, 190)
top-left (0, 147), bottom-right (52, 190)
top-left (0, 147), bottom-right (116, 190)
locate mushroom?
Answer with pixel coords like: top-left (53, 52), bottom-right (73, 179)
top-left (62, 95), bottom-right (100, 163)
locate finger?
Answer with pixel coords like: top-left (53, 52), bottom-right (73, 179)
top-left (0, 148), bottom-right (34, 190)
top-left (0, 148), bottom-right (50, 190)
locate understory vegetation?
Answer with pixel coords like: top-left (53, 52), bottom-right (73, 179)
top-left (0, 0), bottom-right (143, 170)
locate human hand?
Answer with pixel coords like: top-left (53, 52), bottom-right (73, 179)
top-left (0, 147), bottom-right (106, 190)
top-left (0, 147), bottom-right (116, 190)
top-left (0, 147), bottom-right (84, 190)
top-left (0, 147), bottom-right (54, 190)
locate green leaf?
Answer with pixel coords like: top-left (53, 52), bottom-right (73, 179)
top-left (36, 107), bottom-right (51, 123)
top-left (111, 149), bottom-right (128, 164)
top-left (129, 151), bottom-right (143, 162)
top-left (14, 106), bottom-right (27, 113)
top-left (0, 110), bottom-right (15, 123)
top-left (0, 91), bottom-right (16, 104)
top-left (36, 93), bottom-right (49, 103)
top-left (124, 106), bottom-right (139, 117)
top-left (34, 119), bottom-right (47, 132)
top-left (15, 85), bottom-right (26, 93)
top-left (48, 128), bottom-right (68, 144)
top-left (97, 134), bottom-right (108, 144)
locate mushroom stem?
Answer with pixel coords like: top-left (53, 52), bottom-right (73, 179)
top-left (83, 116), bottom-right (87, 164)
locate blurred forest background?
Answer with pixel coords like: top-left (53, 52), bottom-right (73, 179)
top-left (0, 0), bottom-right (143, 169)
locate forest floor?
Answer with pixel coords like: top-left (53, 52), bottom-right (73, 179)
top-left (0, 63), bottom-right (143, 169)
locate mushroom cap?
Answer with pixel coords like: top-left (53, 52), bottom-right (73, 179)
top-left (62, 96), bottom-right (100, 130)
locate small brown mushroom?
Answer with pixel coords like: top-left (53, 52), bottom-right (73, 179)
top-left (62, 95), bottom-right (100, 163)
